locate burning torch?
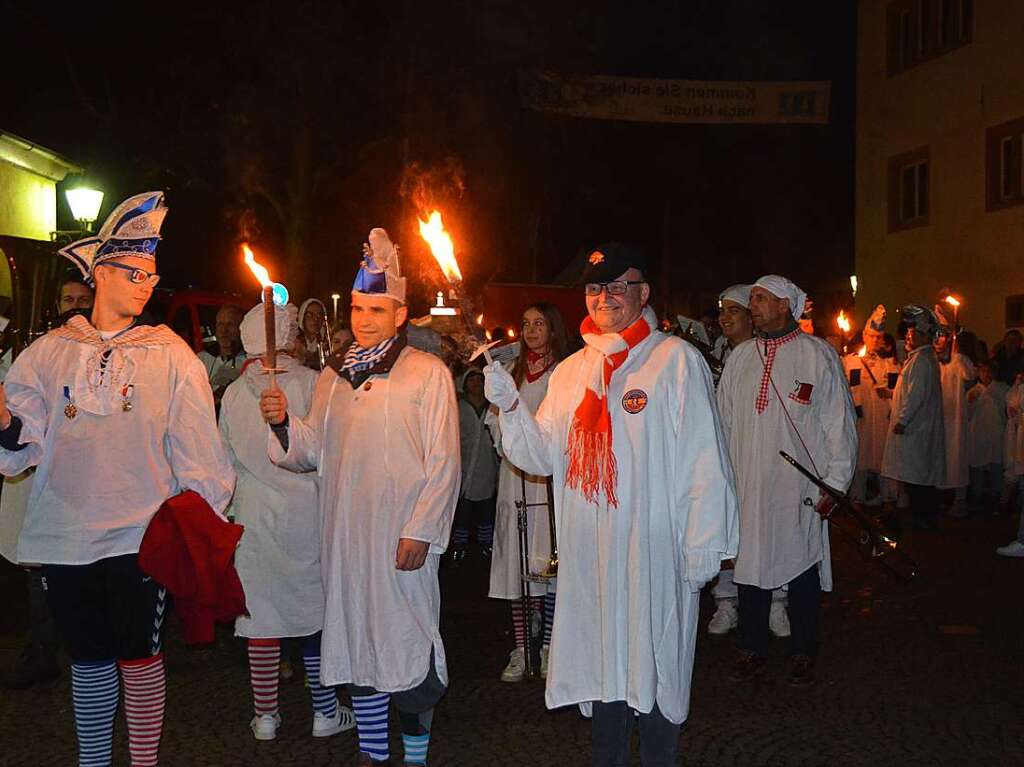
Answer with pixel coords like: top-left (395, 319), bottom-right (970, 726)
top-left (243, 244), bottom-right (289, 389)
top-left (836, 309), bottom-right (852, 354)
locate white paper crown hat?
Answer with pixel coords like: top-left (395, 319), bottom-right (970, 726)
top-left (352, 228), bottom-right (406, 304)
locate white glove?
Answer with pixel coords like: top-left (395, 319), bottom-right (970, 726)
top-left (483, 361), bottom-right (519, 412)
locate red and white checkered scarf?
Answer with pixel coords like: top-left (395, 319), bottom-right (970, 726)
top-left (755, 327), bottom-right (802, 413)
top-left (566, 308), bottom-right (654, 507)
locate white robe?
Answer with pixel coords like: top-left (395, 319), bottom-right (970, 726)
top-left (967, 381), bottom-right (1008, 468)
top-left (938, 353), bottom-right (976, 489)
top-left (843, 352), bottom-right (901, 473)
top-left (499, 316), bottom-right (738, 725)
top-left (0, 317), bottom-right (235, 565)
top-left (487, 368), bottom-right (556, 599)
top-left (881, 345), bottom-right (945, 487)
top-left (269, 344), bottom-right (460, 691)
top-left (458, 398), bottom-right (498, 502)
top-left (1005, 383), bottom-right (1024, 478)
top-left (220, 358), bottom-right (324, 639)
top-left (717, 331), bottom-right (857, 592)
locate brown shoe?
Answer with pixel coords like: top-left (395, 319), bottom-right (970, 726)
top-left (788, 654), bottom-right (816, 687)
top-left (729, 651), bottom-right (766, 682)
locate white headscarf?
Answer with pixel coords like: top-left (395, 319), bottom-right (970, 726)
top-left (719, 284), bottom-right (752, 309)
top-left (240, 302), bottom-right (299, 356)
top-left (753, 275), bottom-right (807, 320)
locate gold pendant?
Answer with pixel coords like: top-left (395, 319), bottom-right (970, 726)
top-left (64, 403), bottom-right (78, 419)
top-left (122, 400), bottom-right (133, 412)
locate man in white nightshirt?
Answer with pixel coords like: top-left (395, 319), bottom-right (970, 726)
top-left (717, 275), bottom-right (857, 687)
top-left (933, 305), bottom-right (977, 518)
top-left (260, 228), bottom-right (459, 767)
top-left (881, 305), bottom-right (946, 532)
top-left (484, 243), bottom-right (737, 767)
top-left (0, 192), bottom-right (235, 767)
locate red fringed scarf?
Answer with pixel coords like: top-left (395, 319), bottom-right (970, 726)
top-left (525, 349), bottom-right (556, 383)
top-left (566, 309), bottom-right (653, 507)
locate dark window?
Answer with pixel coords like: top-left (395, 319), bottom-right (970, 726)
top-left (986, 117), bottom-right (1024, 211)
top-left (888, 0), bottom-right (972, 75)
top-left (1006, 295), bottom-right (1024, 329)
top-left (889, 147), bottom-right (931, 232)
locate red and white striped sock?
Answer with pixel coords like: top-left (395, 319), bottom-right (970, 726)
top-left (119, 654), bottom-right (166, 767)
top-left (248, 639), bottom-right (281, 716)
top-left (511, 597), bottom-right (545, 649)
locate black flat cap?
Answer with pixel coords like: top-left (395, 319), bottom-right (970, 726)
top-left (576, 242), bottom-right (648, 285)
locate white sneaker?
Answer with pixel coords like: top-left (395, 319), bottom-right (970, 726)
top-left (769, 602), bottom-right (791, 638)
top-left (707, 600), bottom-right (738, 635)
top-left (540, 646), bottom-right (550, 678)
top-left (312, 704), bottom-right (356, 737)
top-left (501, 648), bottom-right (526, 682)
top-left (250, 712), bottom-right (281, 741)
top-left (996, 540), bottom-right (1024, 557)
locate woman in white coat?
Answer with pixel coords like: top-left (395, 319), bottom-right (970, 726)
top-left (220, 304), bottom-right (354, 741)
top-left (487, 303), bottom-right (569, 682)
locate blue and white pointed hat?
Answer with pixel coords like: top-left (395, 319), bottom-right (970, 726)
top-left (58, 191), bottom-right (167, 285)
top-left (352, 227), bottom-right (406, 304)
top-left (864, 304), bottom-right (886, 332)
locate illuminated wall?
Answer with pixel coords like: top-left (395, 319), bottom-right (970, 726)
top-left (0, 159), bottom-right (57, 241)
top-left (856, 0), bottom-right (1024, 346)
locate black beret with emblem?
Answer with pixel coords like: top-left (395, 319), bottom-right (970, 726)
top-left (576, 242), bottom-right (649, 285)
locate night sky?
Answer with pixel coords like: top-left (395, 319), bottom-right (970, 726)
top-left (3, 0), bottom-right (856, 320)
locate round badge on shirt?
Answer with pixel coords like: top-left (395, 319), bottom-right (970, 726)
top-left (622, 389), bottom-right (648, 414)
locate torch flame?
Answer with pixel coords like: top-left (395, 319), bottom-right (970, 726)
top-left (485, 329), bottom-right (493, 341)
top-left (476, 313), bottom-right (484, 326)
top-left (945, 295), bottom-right (961, 307)
top-left (242, 243), bottom-right (272, 287)
top-left (507, 328), bottom-right (516, 339)
top-left (858, 345), bottom-right (867, 357)
top-left (836, 310), bottom-right (851, 333)
top-left (419, 210), bottom-right (462, 283)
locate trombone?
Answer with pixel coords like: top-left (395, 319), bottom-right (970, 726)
top-left (515, 470), bottom-right (558, 679)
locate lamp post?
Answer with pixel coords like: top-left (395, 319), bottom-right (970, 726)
top-left (65, 187), bottom-right (104, 233)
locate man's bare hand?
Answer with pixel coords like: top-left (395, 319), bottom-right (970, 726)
top-left (259, 388), bottom-right (288, 426)
top-left (893, 422), bottom-right (906, 435)
top-left (395, 538), bottom-right (429, 571)
top-left (0, 384), bottom-right (10, 430)
top-left (875, 387), bottom-right (893, 400)
top-left (815, 493), bottom-right (838, 517)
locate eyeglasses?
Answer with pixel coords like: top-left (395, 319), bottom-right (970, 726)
top-left (100, 262), bottom-right (160, 287)
top-left (584, 280), bottom-right (646, 296)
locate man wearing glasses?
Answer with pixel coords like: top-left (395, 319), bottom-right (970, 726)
top-left (0, 192), bottom-right (234, 767)
top-left (484, 242), bottom-right (737, 767)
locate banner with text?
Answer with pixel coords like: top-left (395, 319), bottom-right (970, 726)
top-left (519, 70), bottom-right (830, 125)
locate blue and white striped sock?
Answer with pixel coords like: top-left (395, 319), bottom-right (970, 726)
top-left (452, 527), bottom-right (469, 547)
top-left (71, 659), bottom-right (120, 767)
top-left (403, 731), bottom-right (430, 765)
top-left (477, 523), bottom-right (494, 546)
top-left (301, 651), bottom-right (337, 718)
top-left (543, 591), bottom-right (557, 648)
top-left (352, 692), bottom-right (390, 762)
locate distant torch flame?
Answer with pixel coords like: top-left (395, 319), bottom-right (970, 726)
top-left (418, 210), bottom-right (462, 283)
top-left (476, 314), bottom-right (484, 326)
top-left (945, 295), bottom-right (961, 307)
top-left (485, 329), bottom-right (493, 341)
top-left (858, 345), bottom-right (867, 357)
top-left (242, 243), bottom-right (272, 287)
top-left (836, 310), bottom-right (851, 334)
top-left (507, 328), bottom-right (516, 339)
top-left (850, 275), bottom-right (858, 297)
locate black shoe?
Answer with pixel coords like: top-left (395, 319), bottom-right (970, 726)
top-left (729, 651), bottom-right (766, 682)
top-left (478, 545), bottom-right (493, 560)
top-left (449, 547), bottom-right (467, 567)
top-left (788, 654), bottom-right (816, 687)
top-left (1, 654), bottom-right (60, 690)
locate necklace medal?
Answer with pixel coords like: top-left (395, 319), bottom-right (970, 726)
top-left (63, 386), bottom-right (77, 419)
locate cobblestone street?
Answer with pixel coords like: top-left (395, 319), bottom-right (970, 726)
top-left (1, 514), bottom-right (1022, 766)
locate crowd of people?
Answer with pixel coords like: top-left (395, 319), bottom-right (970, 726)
top-left (0, 191), bottom-right (1021, 767)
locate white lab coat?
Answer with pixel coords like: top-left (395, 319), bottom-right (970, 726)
top-left (0, 316), bottom-right (235, 565)
top-left (269, 343), bottom-right (460, 691)
top-left (487, 367), bottom-right (556, 599)
top-left (938, 353), bottom-right (976, 489)
top-left (718, 330), bottom-right (857, 593)
top-left (843, 352), bottom-right (901, 473)
top-left (498, 311), bottom-right (738, 725)
top-left (220, 357), bottom-right (324, 639)
top-left (881, 345), bottom-right (945, 487)
top-left (967, 381), bottom-right (1008, 468)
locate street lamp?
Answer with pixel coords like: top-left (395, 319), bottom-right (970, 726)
top-left (65, 187), bottom-right (104, 232)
